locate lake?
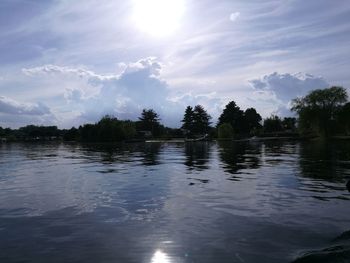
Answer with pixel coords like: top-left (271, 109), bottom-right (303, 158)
top-left (0, 140), bottom-right (350, 263)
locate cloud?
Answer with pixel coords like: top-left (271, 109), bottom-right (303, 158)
top-left (0, 96), bottom-right (51, 116)
top-left (0, 96), bottom-right (55, 128)
top-left (22, 64), bottom-right (115, 81)
top-left (248, 72), bottom-right (330, 116)
top-left (249, 72), bottom-right (329, 101)
top-left (229, 12), bottom-right (240, 22)
top-left (22, 58), bottom-right (222, 127)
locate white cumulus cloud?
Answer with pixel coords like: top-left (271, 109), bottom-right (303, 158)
top-left (22, 58), bottom-right (222, 127)
top-left (248, 72), bottom-right (330, 116)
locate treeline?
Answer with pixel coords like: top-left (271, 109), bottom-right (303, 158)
top-left (0, 125), bottom-right (61, 141)
top-left (0, 109), bottom-right (182, 142)
top-left (0, 86), bottom-right (349, 142)
top-left (180, 101), bottom-right (298, 139)
top-left (213, 86), bottom-right (350, 139)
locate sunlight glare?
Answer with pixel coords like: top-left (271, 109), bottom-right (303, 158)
top-left (132, 0), bottom-right (185, 37)
top-left (150, 250), bottom-right (171, 263)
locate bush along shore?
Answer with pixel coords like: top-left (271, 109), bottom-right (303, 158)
top-left (1, 86), bottom-right (349, 143)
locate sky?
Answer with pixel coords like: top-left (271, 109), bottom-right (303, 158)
top-left (0, 0), bottom-right (349, 128)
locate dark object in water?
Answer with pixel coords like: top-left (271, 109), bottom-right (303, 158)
top-left (292, 245), bottom-right (350, 263)
top-left (347, 180), bottom-right (350, 192)
top-left (292, 230), bottom-right (350, 263)
top-left (334, 230), bottom-right (350, 242)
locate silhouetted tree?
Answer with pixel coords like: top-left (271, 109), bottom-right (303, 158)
top-left (218, 123), bottom-right (234, 139)
top-left (138, 109), bottom-right (161, 136)
top-left (63, 127), bottom-right (79, 141)
top-left (181, 106), bottom-right (194, 134)
top-left (337, 102), bottom-right (350, 135)
top-left (243, 108), bottom-right (262, 134)
top-left (79, 115), bottom-right (136, 142)
top-left (192, 105), bottom-right (212, 134)
top-left (217, 101), bottom-right (244, 134)
top-left (263, 115), bottom-right (283, 133)
top-left (292, 86), bottom-right (348, 137)
top-left (96, 115), bottom-right (125, 142)
top-left (282, 117), bottom-right (297, 131)
top-left (79, 124), bottom-right (97, 142)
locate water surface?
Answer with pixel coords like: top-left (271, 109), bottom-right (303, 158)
top-left (0, 140), bottom-right (350, 262)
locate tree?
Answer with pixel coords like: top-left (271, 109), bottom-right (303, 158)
top-left (243, 108), bottom-right (262, 134)
top-left (291, 86), bottom-right (348, 137)
top-left (282, 117), bottom-right (297, 131)
top-left (121, 120), bottom-right (137, 139)
top-left (337, 102), bottom-right (350, 135)
top-left (217, 101), bottom-right (244, 134)
top-left (218, 123), bottom-right (234, 139)
top-left (138, 109), bottom-right (161, 136)
top-left (63, 127), bottom-right (79, 141)
top-left (96, 115), bottom-right (124, 142)
top-left (79, 115), bottom-right (136, 142)
top-left (192, 105), bottom-right (212, 134)
top-left (181, 106), bottom-right (194, 134)
top-left (263, 115), bottom-right (283, 133)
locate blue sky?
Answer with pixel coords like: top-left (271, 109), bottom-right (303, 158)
top-left (0, 0), bottom-right (349, 128)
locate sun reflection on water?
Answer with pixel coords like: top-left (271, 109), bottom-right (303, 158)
top-left (151, 250), bottom-right (171, 263)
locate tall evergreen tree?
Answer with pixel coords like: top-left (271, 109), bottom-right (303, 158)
top-left (181, 106), bottom-right (194, 134)
top-left (193, 105), bottom-right (212, 134)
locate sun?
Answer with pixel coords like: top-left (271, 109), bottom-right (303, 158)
top-left (132, 0), bottom-right (185, 37)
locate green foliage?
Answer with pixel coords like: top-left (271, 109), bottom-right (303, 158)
top-left (217, 101), bottom-right (243, 133)
top-left (79, 115), bottom-right (136, 142)
top-left (122, 121), bottom-right (137, 139)
top-left (63, 127), bottom-right (79, 141)
top-left (218, 123), bottom-right (234, 139)
top-left (282, 117), bottom-right (297, 131)
top-left (263, 115), bottom-right (283, 133)
top-left (79, 124), bottom-right (97, 142)
top-left (181, 105), bottom-right (211, 135)
top-left (337, 102), bottom-right (350, 135)
top-left (181, 106), bottom-right (194, 133)
top-left (243, 108), bottom-right (262, 134)
top-left (18, 125), bottom-right (59, 138)
top-left (217, 102), bottom-right (262, 135)
top-left (292, 86), bottom-right (348, 137)
top-left (192, 105), bottom-right (212, 134)
top-left (138, 109), bottom-right (161, 136)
